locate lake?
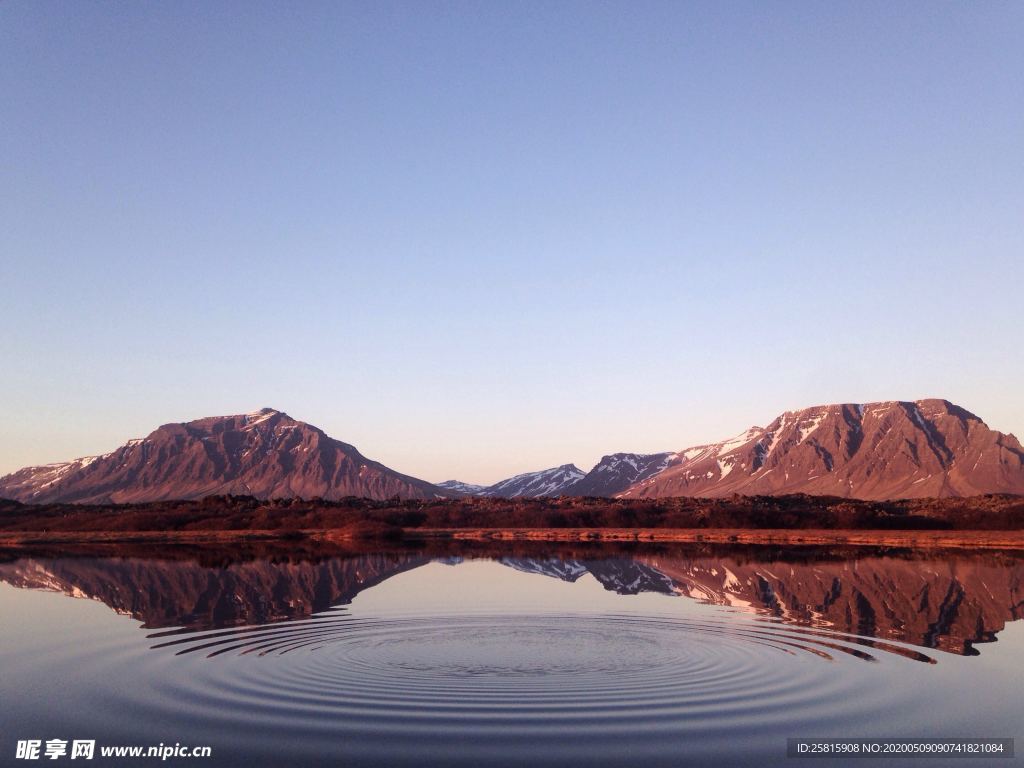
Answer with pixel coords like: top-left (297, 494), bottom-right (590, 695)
top-left (1, 542), bottom-right (1021, 767)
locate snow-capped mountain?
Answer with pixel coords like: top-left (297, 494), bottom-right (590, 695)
top-left (436, 480), bottom-right (488, 495)
top-left (619, 399), bottom-right (1024, 500)
top-left (441, 464), bottom-right (587, 498)
top-left (484, 464), bottom-right (586, 497)
top-left (568, 452), bottom-right (676, 496)
top-left (440, 455), bottom-right (672, 499)
top-left (0, 408), bottom-right (450, 503)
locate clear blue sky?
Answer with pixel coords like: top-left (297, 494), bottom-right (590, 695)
top-left (2, 1), bottom-right (1022, 484)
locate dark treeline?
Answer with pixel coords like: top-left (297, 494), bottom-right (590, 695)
top-left (1, 493), bottom-right (1023, 533)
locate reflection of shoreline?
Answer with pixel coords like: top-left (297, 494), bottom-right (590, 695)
top-left (3, 526), bottom-right (1024, 550)
top-left (0, 542), bottom-right (1021, 656)
top-left (414, 527), bottom-right (1024, 550)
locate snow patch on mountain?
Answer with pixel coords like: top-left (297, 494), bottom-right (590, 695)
top-left (485, 464), bottom-right (585, 498)
top-left (436, 480), bottom-right (488, 495)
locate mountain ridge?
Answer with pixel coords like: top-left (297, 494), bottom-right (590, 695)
top-left (435, 399), bottom-right (1024, 501)
top-left (2, 398), bottom-right (1023, 503)
top-left (438, 465), bottom-right (585, 498)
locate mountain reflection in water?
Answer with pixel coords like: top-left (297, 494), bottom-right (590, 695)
top-left (1, 542), bottom-right (1020, 658)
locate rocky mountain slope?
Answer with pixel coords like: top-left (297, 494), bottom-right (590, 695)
top-left (620, 399), bottom-right (1024, 500)
top-left (0, 408), bottom-right (448, 503)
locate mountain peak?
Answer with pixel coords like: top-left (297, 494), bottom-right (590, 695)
top-left (248, 407), bottom-right (282, 418)
top-left (241, 407), bottom-right (290, 427)
top-left (569, 451), bottom-right (676, 497)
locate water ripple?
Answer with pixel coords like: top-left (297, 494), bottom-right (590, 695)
top-left (138, 610), bottom-right (936, 738)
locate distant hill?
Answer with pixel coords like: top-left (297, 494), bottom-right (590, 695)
top-left (439, 464), bottom-right (585, 498)
top-left (439, 455), bottom-right (674, 499)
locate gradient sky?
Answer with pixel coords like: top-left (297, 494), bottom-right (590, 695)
top-left (2, 2), bottom-right (1022, 484)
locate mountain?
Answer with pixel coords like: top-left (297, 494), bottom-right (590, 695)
top-left (620, 399), bottom-right (1024, 500)
top-left (442, 464), bottom-right (586, 498)
top-left (484, 464), bottom-right (585, 497)
top-left (4, 398), bottom-right (1021, 505)
top-left (436, 480), bottom-right (488, 495)
top-left (442, 398), bottom-right (1023, 501)
top-left (443, 455), bottom-right (671, 499)
top-left (567, 452), bottom-right (675, 496)
top-left (0, 408), bottom-right (449, 504)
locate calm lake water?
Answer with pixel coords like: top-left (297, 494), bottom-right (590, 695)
top-left (0, 542), bottom-right (1021, 767)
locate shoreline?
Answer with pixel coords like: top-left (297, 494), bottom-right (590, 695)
top-left (2, 527), bottom-right (1024, 551)
top-left (409, 527), bottom-right (1024, 550)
